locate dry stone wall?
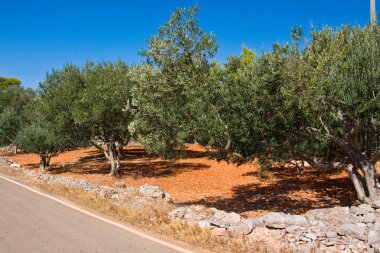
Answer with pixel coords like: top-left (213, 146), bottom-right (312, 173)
top-left (168, 204), bottom-right (380, 252)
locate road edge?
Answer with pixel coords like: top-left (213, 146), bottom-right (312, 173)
top-left (0, 174), bottom-right (195, 253)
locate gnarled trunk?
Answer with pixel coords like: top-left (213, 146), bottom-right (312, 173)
top-left (344, 166), bottom-right (368, 202)
top-left (362, 162), bottom-right (380, 202)
top-left (91, 137), bottom-right (130, 177)
top-left (109, 141), bottom-right (124, 177)
top-left (295, 150), bottom-right (380, 204)
top-left (107, 142), bottom-right (120, 177)
top-left (115, 142), bottom-right (123, 175)
top-left (325, 126), bottom-right (380, 204)
top-left (39, 154), bottom-right (51, 170)
top-left (107, 142), bottom-right (115, 176)
top-left (343, 159), bottom-right (380, 204)
top-left (12, 145), bottom-right (17, 155)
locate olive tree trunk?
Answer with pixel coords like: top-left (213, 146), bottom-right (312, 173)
top-left (91, 139), bottom-right (128, 177)
top-left (12, 145), bottom-right (17, 155)
top-left (39, 154), bottom-right (51, 170)
top-left (331, 134), bottom-right (380, 204)
top-left (108, 142), bottom-right (123, 177)
top-left (348, 161), bottom-right (380, 203)
top-left (296, 137), bottom-right (380, 204)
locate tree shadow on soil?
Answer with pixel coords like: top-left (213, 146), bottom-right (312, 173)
top-left (178, 168), bottom-right (357, 215)
top-left (120, 161), bottom-right (209, 178)
top-left (49, 147), bottom-right (211, 178)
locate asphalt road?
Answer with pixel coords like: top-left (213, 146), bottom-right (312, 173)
top-left (0, 175), bottom-right (188, 253)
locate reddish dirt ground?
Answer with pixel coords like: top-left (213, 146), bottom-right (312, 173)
top-left (2, 144), bottom-right (365, 217)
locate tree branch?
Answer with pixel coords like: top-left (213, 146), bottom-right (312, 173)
top-left (90, 140), bottom-right (110, 160)
top-left (319, 117), bottom-right (331, 135)
top-left (293, 151), bottom-right (346, 171)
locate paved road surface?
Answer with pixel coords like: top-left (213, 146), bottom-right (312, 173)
top-left (0, 175), bottom-right (188, 253)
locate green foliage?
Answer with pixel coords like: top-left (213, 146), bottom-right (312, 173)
top-left (299, 25), bottom-right (380, 159)
top-left (74, 61), bottom-right (135, 146)
top-left (35, 61), bottom-right (136, 174)
top-left (0, 85), bottom-right (36, 114)
top-left (8, 64), bottom-right (89, 167)
top-left (257, 157), bottom-right (273, 178)
top-left (140, 5), bottom-right (217, 70)
top-left (0, 76), bottom-right (21, 89)
top-left (240, 46), bottom-right (255, 66)
top-left (16, 122), bottom-right (62, 154)
top-left (12, 81), bottom-right (72, 167)
top-left (39, 64), bottom-right (88, 147)
top-left (136, 5), bottom-right (218, 158)
top-left (193, 46), bottom-right (259, 155)
top-left (0, 108), bottom-right (22, 146)
top-left (208, 24), bottom-right (380, 178)
top-left (0, 84), bottom-right (36, 148)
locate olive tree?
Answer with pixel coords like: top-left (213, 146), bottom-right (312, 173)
top-left (38, 64), bottom-right (87, 146)
top-left (15, 121), bottom-right (66, 170)
top-left (0, 84), bottom-right (36, 152)
top-left (0, 108), bottom-right (22, 153)
top-left (210, 25), bottom-right (380, 203)
top-left (194, 47), bottom-right (257, 159)
top-left (0, 84), bottom-right (35, 114)
top-left (74, 61), bottom-right (136, 176)
top-left (37, 62), bottom-right (136, 176)
top-left (136, 5), bottom-right (217, 158)
top-left (19, 64), bottom-right (88, 170)
top-left (295, 25), bottom-right (380, 203)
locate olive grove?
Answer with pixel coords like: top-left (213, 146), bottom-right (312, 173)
top-left (2, 6), bottom-right (380, 204)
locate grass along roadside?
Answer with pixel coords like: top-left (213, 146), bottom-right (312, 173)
top-left (0, 163), bottom-right (270, 253)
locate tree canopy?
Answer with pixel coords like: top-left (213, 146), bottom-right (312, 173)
top-left (202, 25), bottom-right (380, 202)
top-left (136, 5), bottom-right (218, 158)
top-left (0, 76), bottom-right (21, 89)
top-left (0, 83), bottom-right (36, 150)
top-left (15, 121), bottom-right (67, 170)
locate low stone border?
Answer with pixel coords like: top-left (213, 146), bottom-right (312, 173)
top-left (2, 157), bottom-right (380, 252)
top-left (2, 158), bottom-right (172, 207)
top-left (169, 204), bottom-right (380, 252)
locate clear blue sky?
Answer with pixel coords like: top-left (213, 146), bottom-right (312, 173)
top-left (0, 0), bottom-right (376, 88)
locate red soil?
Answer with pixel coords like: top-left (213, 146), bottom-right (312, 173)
top-left (4, 144), bottom-right (363, 217)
